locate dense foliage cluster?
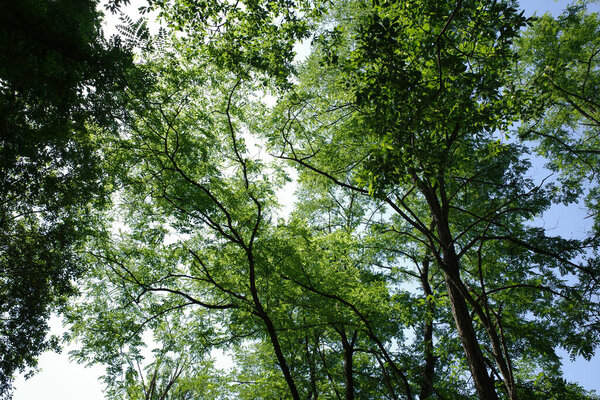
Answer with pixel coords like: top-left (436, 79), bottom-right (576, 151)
top-left (3, 0), bottom-right (600, 399)
top-left (0, 0), bottom-right (133, 396)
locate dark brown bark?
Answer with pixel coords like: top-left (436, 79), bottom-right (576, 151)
top-left (374, 352), bottom-right (399, 400)
top-left (444, 271), bottom-right (498, 400)
top-left (339, 328), bottom-right (356, 400)
top-left (248, 251), bottom-right (301, 400)
top-left (305, 330), bottom-right (319, 400)
top-left (317, 343), bottom-right (343, 400)
top-left (419, 182), bottom-right (499, 400)
top-left (419, 259), bottom-right (436, 400)
top-left (258, 309), bottom-right (301, 400)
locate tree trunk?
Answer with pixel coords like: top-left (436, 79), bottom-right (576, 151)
top-left (419, 182), bottom-right (499, 400)
top-left (260, 311), bottom-right (302, 400)
top-left (305, 330), bottom-right (319, 400)
top-left (339, 328), bottom-right (355, 400)
top-left (248, 252), bottom-right (301, 400)
top-left (419, 259), bottom-right (436, 400)
top-left (444, 271), bottom-right (498, 400)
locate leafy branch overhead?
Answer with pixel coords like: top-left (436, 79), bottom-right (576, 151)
top-left (3, 1), bottom-right (600, 400)
top-left (71, 1), bottom-right (600, 399)
top-left (0, 0), bottom-right (135, 396)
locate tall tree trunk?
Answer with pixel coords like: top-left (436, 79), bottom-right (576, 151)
top-left (444, 271), bottom-right (498, 400)
top-left (339, 328), bottom-right (355, 400)
top-left (253, 302), bottom-right (301, 400)
top-left (248, 252), bottom-right (301, 400)
top-left (305, 329), bottom-right (319, 400)
top-left (419, 182), bottom-right (499, 400)
top-left (419, 259), bottom-right (436, 400)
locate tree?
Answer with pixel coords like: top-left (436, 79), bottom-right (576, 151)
top-left (0, 0), bottom-right (133, 396)
top-left (66, 1), bottom-right (600, 399)
top-left (266, 0), bottom-right (600, 398)
top-left (516, 4), bottom-right (600, 230)
top-left (67, 33), bottom-right (421, 400)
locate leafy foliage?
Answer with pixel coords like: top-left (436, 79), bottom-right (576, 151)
top-left (54, 1), bottom-right (600, 400)
top-left (0, 0), bottom-right (133, 396)
top-left (516, 5), bottom-right (600, 225)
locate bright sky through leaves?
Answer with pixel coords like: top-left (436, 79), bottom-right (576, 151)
top-left (11, 0), bottom-right (600, 399)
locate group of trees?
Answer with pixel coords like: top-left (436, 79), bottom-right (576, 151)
top-left (2, 0), bottom-right (600, 399)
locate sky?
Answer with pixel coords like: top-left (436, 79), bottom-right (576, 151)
top-left (12, 0), bottom-right (600, 399)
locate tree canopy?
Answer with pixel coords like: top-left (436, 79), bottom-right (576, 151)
top-left (5, 0), bottom-right (600, 399)
top-left (0, 0), bottom-right (133, 396)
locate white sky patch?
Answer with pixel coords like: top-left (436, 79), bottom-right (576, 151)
top-left (101, 0), bottom-right (161, 39)
top-left (210, 348), bottom-right (234, 372)
top-left (12, 315), bottom-right (106, 400)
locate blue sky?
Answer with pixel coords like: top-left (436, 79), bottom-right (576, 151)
top-left (12, 0), bottom-right (600, 399)
top-left (516, 0), bottom-right (600, 392)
